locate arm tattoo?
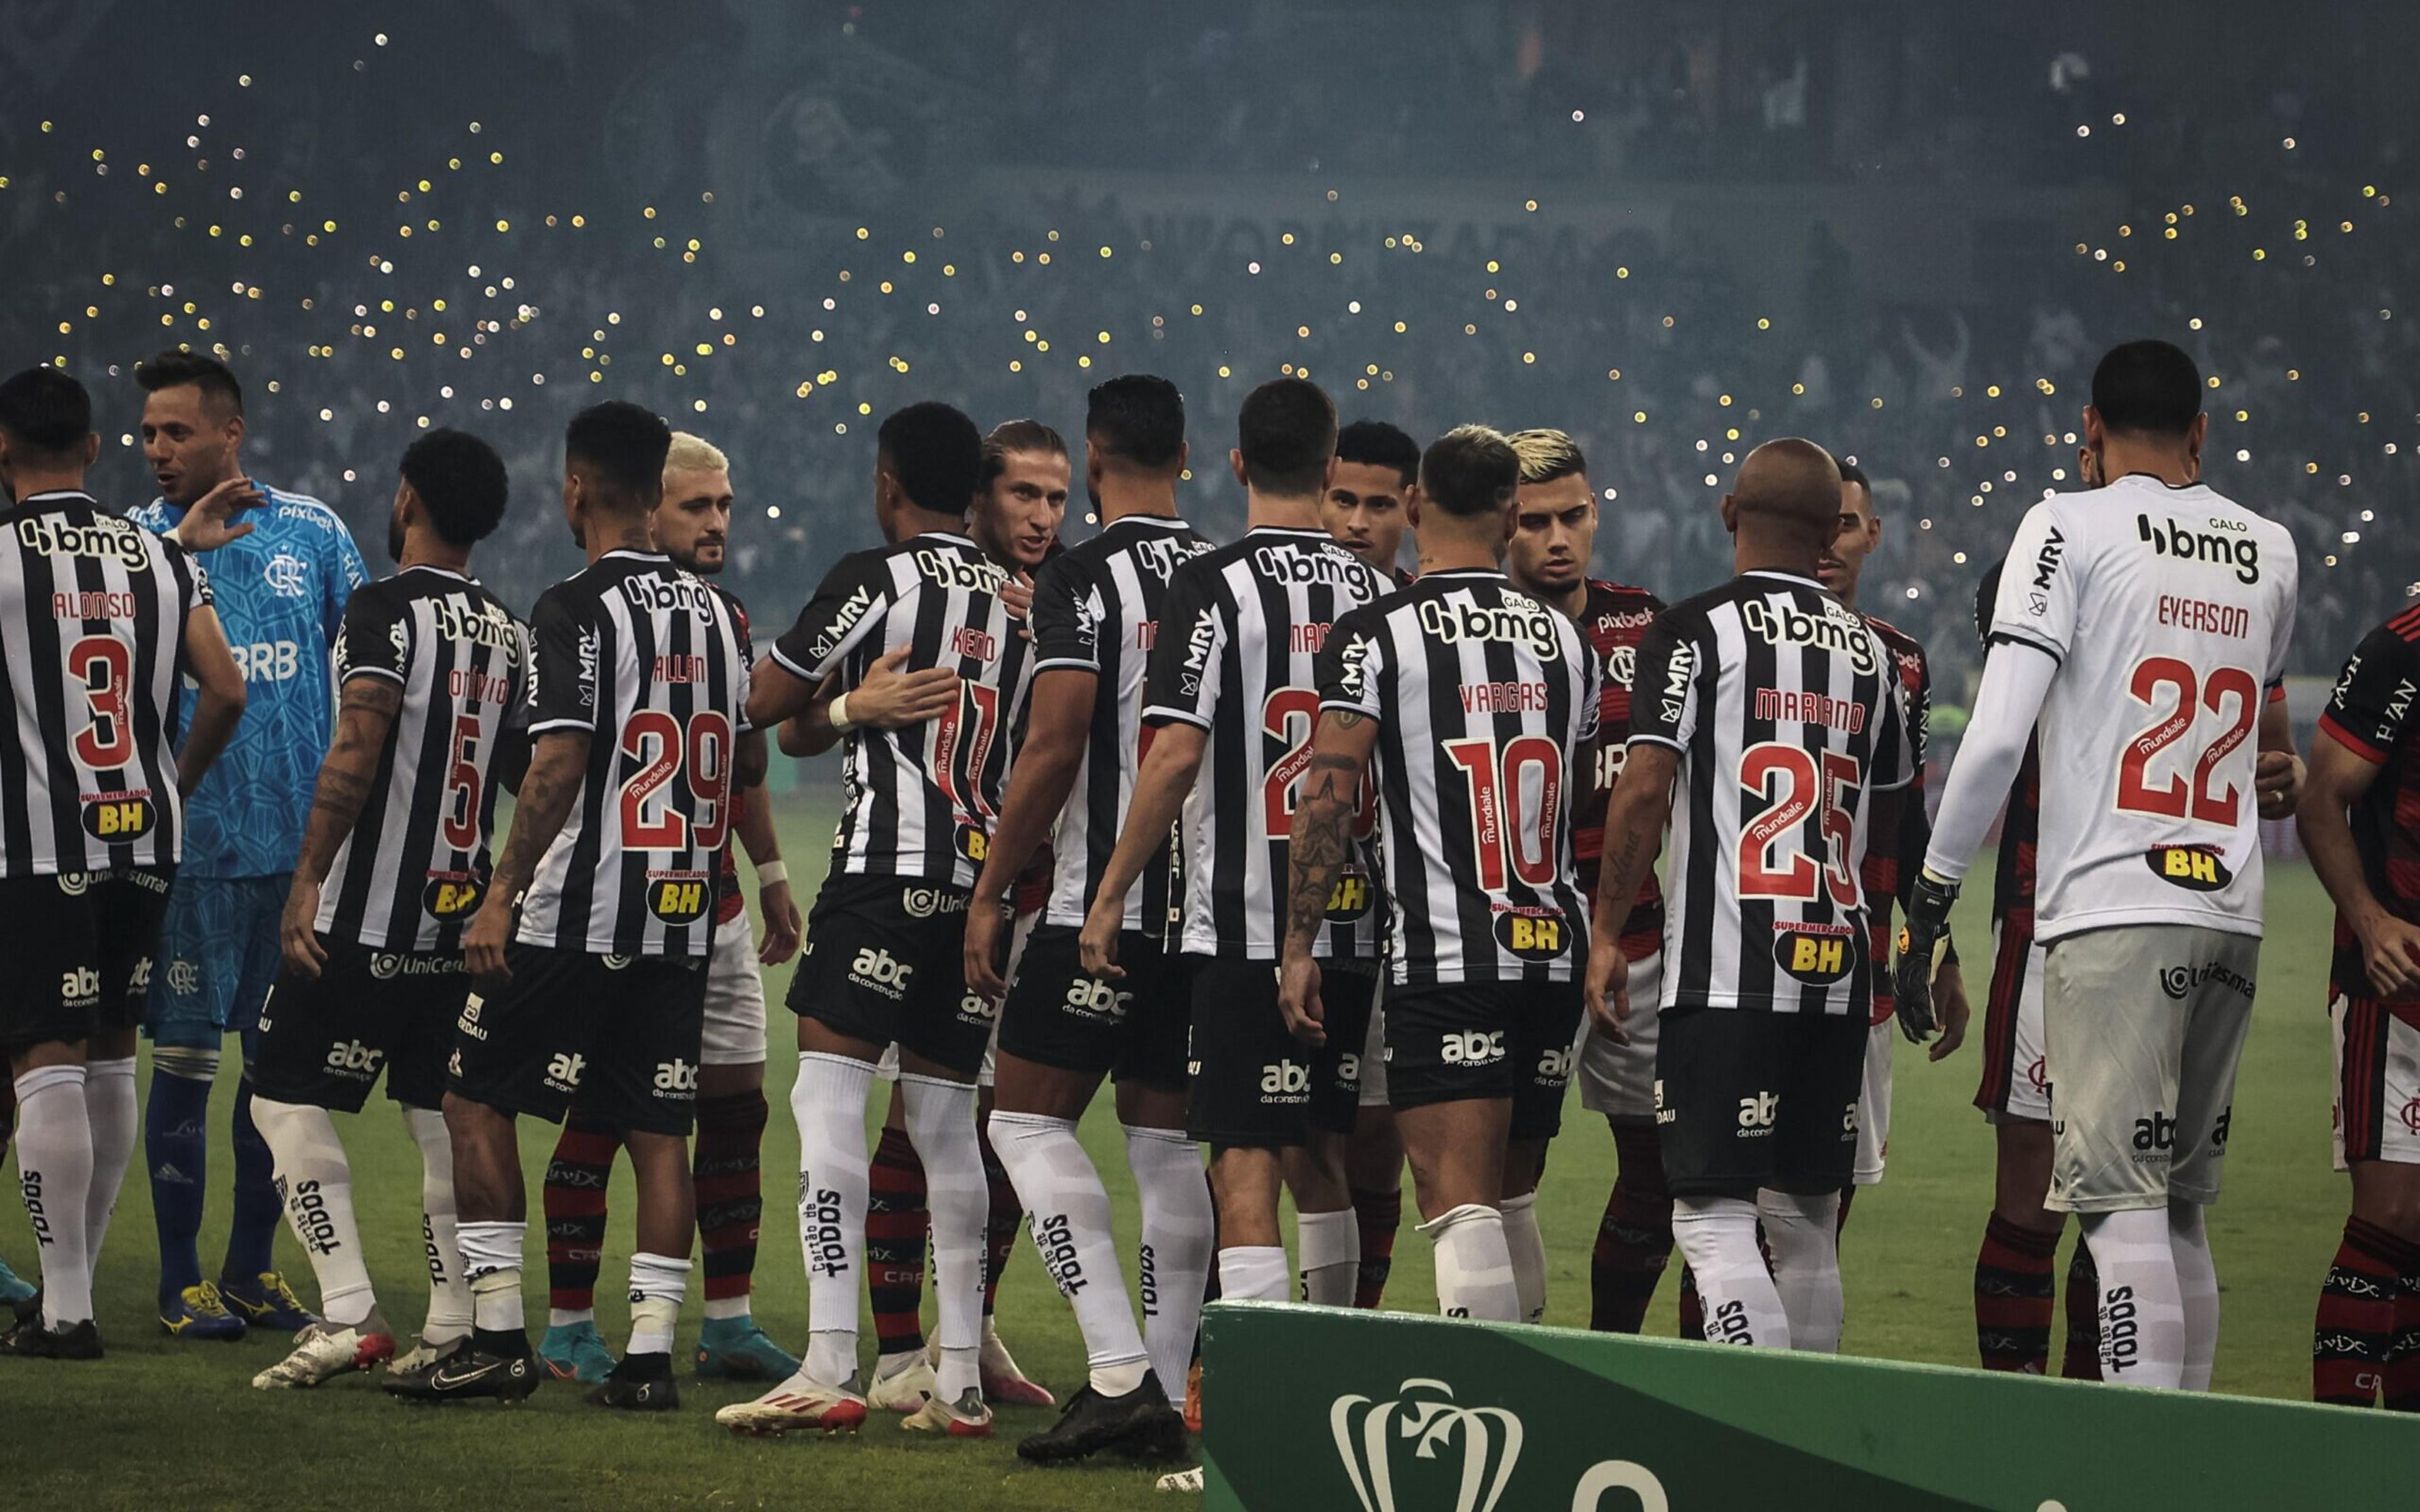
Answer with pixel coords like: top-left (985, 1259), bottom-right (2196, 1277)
top-left (489, 733), bottom-right (591, 897)
top-left (1282, 762), bottom-right (1357, 954)
top-left (294, 681), bottom-right (401, 886)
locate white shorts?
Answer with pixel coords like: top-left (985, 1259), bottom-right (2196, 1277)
top-left (1978, 925), bottom-right (2053, 1126)
top-left (1358, 974), bottom-right (1390, 1108)
top-left (2332, 994), bottom-right (2420, 1171)
top-left (1576, 952), bottom-right (1665, 1121)
top-left (1853, 1016), bottom-right (1892, 1185)
top-left (872, 912), bottom-right (1031, 1089)
top-left (700, 912), bottom-right (768, 1067)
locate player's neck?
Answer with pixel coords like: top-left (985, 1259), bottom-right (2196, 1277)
top-left (585, 515), bottom-right (655, 564)
top-left (2096, 439), bottom-right (2198, 490)
top-left (1521, 578), bottom-right (1587, 617)
top-left (6, 466), bottom-right (88, 501)
top-left (397, 529), bottom-right (471, 575)
top-left (900, 506), bottom-right (971, 542)
top-left (1093, 476), bottom-right (1179, 524)
top-left (1417, 538), bottom-right (1501, 576)
top-left (1244, 488), bottom-right (1321, 532)
top-left (1734, 546), bottom-right (1822, 580)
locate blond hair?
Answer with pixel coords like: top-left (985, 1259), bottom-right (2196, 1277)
top-left (1506, 428), bottom-right (1586, 486)
top-left (664, 430), bottom-right (729, 478)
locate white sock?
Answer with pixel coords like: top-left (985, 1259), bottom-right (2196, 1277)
top-left (1757, 1189), bottom-right (1843, 1353)
top-left (1422, 1203), bottom-right (1518, 1322)
top-left (1673, 1196), bottom-right (1789, 1349)
top-left (402, 1106), bottom-right (471, 1344)
top-left (793, 1051), bottom-right (873, 1386)
top-left (1216, 1244), bottom-right (1291, 1302)
top-left (1501, 1191), bottom-right (1549, 1325)
top-left (990, 1109), bottom-right (1149, 1395)
top-left (1296, 1207), bottom-right (1360, 1307)
top-left (2082, 1206), bottom-right (2185, 1389)
top-left (81, 1057), bottom-right (138, 1274)
top-left (251, 1096), bottom-right (374, 1327)
top-left (901, 1073), bottom-right (986, 1404)
top-left (2168, 1200), bottom-right (2218, 1391)
top-left (13, 1065), bottom-right (95, 1326)
top-left (457, 1219), bottom-right (527, 1336)
top-left (627, 1251), bottom-right (691, 1356)
top-left (1122, 1122), bottom-right (1213, 1407)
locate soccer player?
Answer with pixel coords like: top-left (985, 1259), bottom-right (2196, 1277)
top-left (963, 375), bottom-right (1209, 1463)
top-left (1281, 425), bottom-right (1599, 1326)
top-left (1078, 377), bottom-right (1386, 1335)
top-left (401, 402), bottom-right (754, 1411)
top-left (1583, 438), bottom-right (1916, 1354)
top-left (535, 432), bottom-right (802, 1387)
top-left (0, 366), bottom-right (244, 1358)
top-left (1901, 340), bottom-right (2302, 1390)
top-left (130, 350), bottom-right (367, 1340)
top-left (718, 402), bottom-right (1034, 1439)
top-left (2298, 616), bottom-right (2420, 1410)
top-left (246, 430), bottom-right (519, 1388)
top-left (1497, 428), bottom-right (1671, 1334)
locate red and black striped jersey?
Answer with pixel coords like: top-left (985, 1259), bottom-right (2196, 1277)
top-left (2317, 602), bottom-right (2420, 1007)
top-left (1974, 561), bottom-right (2043, 938)
top-left (1568, 579), bottom-right (1666, 958)
top-left (1857, 612), bottom-right (1933, 1026)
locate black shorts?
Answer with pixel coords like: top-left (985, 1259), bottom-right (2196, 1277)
top-left (1383, 978), bottom-right (1584, 1141)
top-left (447, 942), bottom-right (708, 1136)
top-left (788, 874), bottom-right (991, 1077)
top-left (998, 925), bottom-right (1190, 1089)
top-left (1184, 956), bottom-right (1374, 1149)
top-left (0, 867), bottom-right (173, 1055)
top-left (1655, 1006), bottom-right (1868, 1198)
top-left (253, 938), bottom-right (468, 1113)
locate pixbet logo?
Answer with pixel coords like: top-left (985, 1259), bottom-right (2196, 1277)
top-left (1737, 1091), bottom-right (1779, 1133)
top-left (1439, 1029), bottom-right (1505, 1066)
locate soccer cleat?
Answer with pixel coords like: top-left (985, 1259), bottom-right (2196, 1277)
top-left (220, 1271), bottom-right (319, 1332)
top-left (539, 1320), bottom-right (618, 1383)
top-left (715, 1372), bottom-right (870, 1436)
top-left (588, 1353), bottom-right (679, 1412)
top-left (0, 1314), bottom-right (103, 1360)
top-left (867, 1353), bottom-right (938, 1412)
top-left (1017, 1372), bottom-right (1187, 1464)
top-left (694, 1316), bottom-right (801, 1381)
top-left (383, 1339), bottom-right (541, 1405)
top-left (1156, 1467), bottom-right (1206, 1494)
top-left (160, 1281), bottom-right (248, 1341)
top-left (1182, 1358), bottom-right (1203, 1434)
top-left (902, 1386), bottom-right (994, 1438)
top-left (0, 1256), bottom-right (35, 1307)
top-left (928, 1324), bottom-right (1055, 1407)
top-left (384, 1337), bottom-right (464, 1389)
top-left (252, 1316), bottom-right (397, 1389)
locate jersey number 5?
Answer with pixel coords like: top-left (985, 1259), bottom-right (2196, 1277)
top-left (2116, 657), bottom-right (2257, 824)
top-left (1736, 742), bottom-right (1860, 905)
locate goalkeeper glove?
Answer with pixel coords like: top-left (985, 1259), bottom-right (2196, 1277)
top-left (1892, 868), bottom-right (1960, 1045)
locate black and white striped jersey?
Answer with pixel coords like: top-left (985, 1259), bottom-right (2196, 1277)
top-left (315, 566), bottom-right (529, 951)
top-left (516, 549), bottom-right (754, 957)
top-left (1143, 525), bottom-right (1387, 961)
top-left (1028, 514), bottom-right (1213, 932)
top-left (0, 490), bottom-right (209, 877)
top-left (1628, 570), bottom-right (1915, 1015)
top-left (771, 531), bottom-right (1036, 889)
top-left (1317, 569), bottom-right (1601, 986)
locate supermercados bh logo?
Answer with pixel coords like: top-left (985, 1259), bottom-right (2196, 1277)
top-left (2144, 844), bottom-right (2232, 891)
top-left (647, 868), bottom-right (710, 924)
top-left (79, 787), bottom-right (158, 843)
top-left (1330, 1378), bottom-right (1671, 1512)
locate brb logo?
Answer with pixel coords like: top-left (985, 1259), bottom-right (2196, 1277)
top-left (232, 639), bottom-right (302, 682)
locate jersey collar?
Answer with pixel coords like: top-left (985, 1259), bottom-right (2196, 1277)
top-left (599, 547), bottom-right (671, 564)
top-left (1743, 568), bottom-right (1825, 589)
top-left (3, 488), bottom-right (98, 520)
top-left (1419, 566), bottom-right (1507, 580)
top-left (401, 563), bottom-right (476, 583)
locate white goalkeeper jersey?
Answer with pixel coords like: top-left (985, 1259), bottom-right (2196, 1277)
top-left (1984, 474), bottom-right (2296, 942)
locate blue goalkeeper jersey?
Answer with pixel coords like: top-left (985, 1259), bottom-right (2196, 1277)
top-left (130, 484), bottom-right (367, 877)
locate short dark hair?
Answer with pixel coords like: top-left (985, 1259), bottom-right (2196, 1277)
top-left (565, 401), bottom-right (672, 511)
top-left (1236, 377), bottom-right (1337, 498)
top-left (400, 428), bottom-right (509, 548)
top-left (1335, 420), bottom-right (1419, 489)
top-left (981, 418), bottom-right (1067, 491)
top-left (1419, 425), bottom-right (1520, 518)
top-left (0, 367), bottom-right (94, 460)
top-left (2091, 340), bottom-right (2203, 438)
top-left (1086, 375), bottom-right (1187, 471)
top-left (134, 348), bottom-right (243, 416)
top-left (1837, 459), bottom-right (1870, 490)
top-left (877, 401), bottom-right (984, 515)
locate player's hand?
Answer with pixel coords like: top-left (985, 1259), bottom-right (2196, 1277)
top-left (850, 648), bottom-right (963, 728)
top-left (756, 879), bottom-right (802, 966)
top-left (963, 898), bottom-right (1011, 1000)
top-left (1927, 958), bottom-right (1972, 1062)
top-left (279, 881), bottom-right (327, 980)
top-left (1585, 940), bottom-right (1631, 1042)
top-left (2354, 909), bottom-right (2420, 997)
top-left (1277, 953), bottom-right (1326, 1047)
top-left (464, 896), bottom-right (515, 983)
top-left (1003, 572), bottom-right (1035, 641)
top-left (171, 474), bottom-right (265, 552)
top-left (1892, 870), bottom-right (1960, 1044)
top-left (1078, 898), bottom-right (1125, 980)
top-left (2255, 750), bottom-right (2305, 821)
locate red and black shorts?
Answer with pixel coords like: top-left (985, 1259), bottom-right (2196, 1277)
top-left (2332, 993), bottom-right (2420, 1169)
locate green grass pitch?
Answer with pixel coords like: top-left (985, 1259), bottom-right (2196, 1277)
top-left (1, 795), bottom-right (2353, 1509)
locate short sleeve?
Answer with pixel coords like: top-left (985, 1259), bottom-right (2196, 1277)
top-left (1904, 644), bottom-right (1933, 774)
top-left (2319, 624), bottom-right (2417, 764)
top-left (1143, 560), bottom-right (1225, 729)
top-left (771, 551), bottom-right (892, 682)
top-left (2265, 539), bottom-right (2300, 694)
top-left (503, 619), bottom-right (535, 735)
top-left (528, 588), bottom-right (600, 735)
top-left (728, 594), bottom-right (758, 734)
top-left (1626, 614), bottom-right (1700, 753)
top-left (1574, 640), bottom-right (1603, 746)
top-left (1869, 648), bottom-right (1917, 793)
top-left (1029, 554), bottom-right (1100, 673)
top-left (1316, 607), bottom-right (1386, 719)
top-left (1988, 501), bottom-right (2077, 663)
top-left (325, 522), bottom-right (368, 643)
top-left (331, 589), bottom-right (410, 687)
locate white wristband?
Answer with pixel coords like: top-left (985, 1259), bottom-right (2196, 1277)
top-left (827, 691), bottom-right (857, 733)
top-left (755, 859), bottom-right (788, 888)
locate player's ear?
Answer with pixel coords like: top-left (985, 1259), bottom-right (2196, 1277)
top-left (83, 431), bottom-right (101, 467)
top-left (2186, 411), bottom-right (2208, 464)
top-left (1176, 439), bottom-right (1190, 474)
top-left (222, 411), bottom-right (246, 450)
top-left (1719, 493), bottom-right (1739, 536)
top-left (1228, 447), bottom-right (1249, 488)
top-left (1403, 485), bottom-right (1422, 532)
top-left (1322, 452), bottom-right (1340, 493)
top-left (2081, 406), bottom-right (2105, 450)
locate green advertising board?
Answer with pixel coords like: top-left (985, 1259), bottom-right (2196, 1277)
top-left (1199, 1300), bottom-right (2415, 1510)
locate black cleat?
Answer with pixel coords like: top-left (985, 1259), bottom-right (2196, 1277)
top-left (383, 1337), bottom-right (540, 1405)
top-left (1017, 1370), bottom-right (1187, 1464)
top-left (0, 1313), bottom-right (103, 1360)
top-left (587, 1353), bottom-right (679, 1412)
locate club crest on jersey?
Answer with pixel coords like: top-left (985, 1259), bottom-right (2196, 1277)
top-left (647, 871), bottom-right (711, 924)
top-left (1492, 907), bottom-right (1570, 961)
top-left (1741, 596), bottom-right (1878, 673)
top-left (423, 873), bottom-right (484, 920)
top-left (1772, 924), bottom-right (1855, 984)
top-left (1605, 644), bottom-right (1636, 689)
top-left (79, 793), bottom-right (158, 843)
top-left (1323, 866), bottom-right (1374, 923)
top-left (954, 822), bottom-right (990, 864)
top-left (2145, 844), bottom-right (2232, 891)
top-left (262, 551), bottom-right (309, 597)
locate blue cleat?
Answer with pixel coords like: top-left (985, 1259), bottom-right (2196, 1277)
top-left (540, 1320), bottom-right (618, 1383)
top-left (0, 1256), bottom-right (35, 1307)
top-left (160, 1281), bottom-right (249, 1341)
top-left (219, 1271), bottom-right (319, 1332)
top-left (695, 1315), bottom-right (802, 1380)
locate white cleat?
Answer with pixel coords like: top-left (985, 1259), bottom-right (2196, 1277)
top-left (715, 1372), bottom-right (872, 1436)
top-left (901, 1385), bottom-right (993, 1438)
top-left (1156, 1467), bottom-right (1206, 1494)
top-left (251, 1318), bottom-right (396, 1389)
top-left (867, 1354), bottom-right (938, 1413)
top-left (929, 1324), bottom-right (1055, 1407)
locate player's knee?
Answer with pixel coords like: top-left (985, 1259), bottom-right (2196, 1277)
top-left (151, 1042), bottom-right (221, 1082)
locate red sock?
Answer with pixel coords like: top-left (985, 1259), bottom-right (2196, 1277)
top-left (1974, 1213), bottom-right (2059, 1373)
top-left (867, 1123), bottom-right (929, 1356)
top-left (1589, 1180), bottom-right (1674, 1334)
top-left (543, 1116), bottom-right (622, 1314)
top-left (2317, 1217), bottom-right (2414, 1406)
top-left (2061, 1239), bottom-right (2102, 1380)
top-left (693, 1089), bottom-right (767, 1309)
top-left (2388, 1251), bottom-right (2420, 1412)
top-left (1351, 1184), bottom-right (1402, 1309)
top-left (979, 1118), bottom-right (1020, 1319)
